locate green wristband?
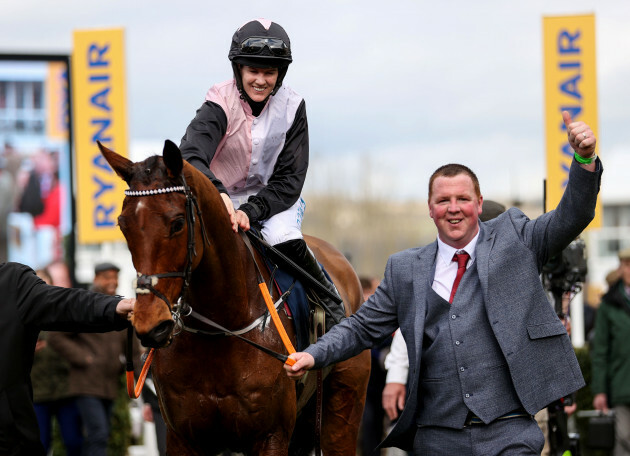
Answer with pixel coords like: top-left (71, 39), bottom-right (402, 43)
top-left (574, 152), bottom-right (596, 164)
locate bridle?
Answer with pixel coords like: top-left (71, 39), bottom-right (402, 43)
top-left (125, 174), bottom-right (208, 324)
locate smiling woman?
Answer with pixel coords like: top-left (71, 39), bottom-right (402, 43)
top-left (239, 66), bottom-right (279, 102)
top-left (178, 17), bottom-right (347, 330)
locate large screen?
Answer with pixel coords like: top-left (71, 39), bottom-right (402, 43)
top-left (0, 55), bottom-right (73, 271)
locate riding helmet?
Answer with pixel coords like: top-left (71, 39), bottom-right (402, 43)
top-left (229, 19), bottom-right (292, 96)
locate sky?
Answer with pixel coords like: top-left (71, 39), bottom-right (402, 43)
top-left (2, 0), bottom-right (628, 204)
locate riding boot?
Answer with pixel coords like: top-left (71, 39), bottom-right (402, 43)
top-left (274, 239), bottom-right (346, 330)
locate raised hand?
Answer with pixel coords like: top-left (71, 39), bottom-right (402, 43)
top-left (562, 111), bottom-right (596, 159)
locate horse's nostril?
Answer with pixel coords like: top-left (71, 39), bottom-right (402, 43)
top-left (142, 320), bottom-right (175, 348)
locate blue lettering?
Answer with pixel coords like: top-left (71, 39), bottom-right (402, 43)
top-left (90, 87), bottom-right (111, 112)
top-left (93, 175), bottom-right (114, 199)
top-left (91, 119), bottom-right (112, 143)
top-left (88, 43), bottom-right (109, 67)
top-left (94, 205), bottom-right (116, 227)
top-left (559, 74), bottom-right (582, 100)
top-left (556, 30), bottom-right (584, 193)
top-left (92, 154), bottom-right (112, 173)
top-left (87, 39), bottom-right (119, 231)
top-left (558, 30), bottom-right (580, 54)
top-left (559, 61), bottom-right (580, 69)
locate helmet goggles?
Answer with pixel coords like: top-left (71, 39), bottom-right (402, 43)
top-left (240, 36), bottom-right (290, 57)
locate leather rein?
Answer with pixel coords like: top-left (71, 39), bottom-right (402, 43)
top-left (124, 175), bottom-right (295, 398)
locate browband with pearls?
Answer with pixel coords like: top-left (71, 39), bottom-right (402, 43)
top-left (124, 186), bottom-right (185, 197)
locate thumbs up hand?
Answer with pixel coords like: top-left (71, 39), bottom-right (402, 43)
top-left (562, 111), bottom-right (596, 160)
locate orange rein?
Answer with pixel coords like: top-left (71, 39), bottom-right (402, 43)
top-left (258, 282), bottom-right (296, 365)
top-left (126, 282), bottom-right (294, 400)
top-left (126, 344), bottom-right (155, 399)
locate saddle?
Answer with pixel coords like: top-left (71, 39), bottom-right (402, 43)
top-left (247, 229), bottom-right (334, 352)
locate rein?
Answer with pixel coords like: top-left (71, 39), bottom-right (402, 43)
top-left (123, 176), bottom-right (297, 398)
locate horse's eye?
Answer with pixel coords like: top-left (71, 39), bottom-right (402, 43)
top-left (118, 216), bottom-right (127, 230)
top-left (170, 217), bottom-right (185, 236)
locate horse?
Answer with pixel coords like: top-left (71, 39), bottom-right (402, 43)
top-left (99, 140), bottom-right (371, 455)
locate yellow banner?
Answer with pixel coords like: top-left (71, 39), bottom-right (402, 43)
top-left (72, 28), bottom-right (128, 243)
top-left (543, 14), bottom-right (600, 227)
top-left (46, 62), bottom-right (69, 140)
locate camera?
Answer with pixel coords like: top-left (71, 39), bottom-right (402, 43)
top-left (542, 238), bottom-right (587, 292)
top-left (542, 238), bottom-right (587, 315)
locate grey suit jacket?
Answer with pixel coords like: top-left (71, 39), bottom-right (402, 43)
top-left (305, 158), bottom-right (602, 450)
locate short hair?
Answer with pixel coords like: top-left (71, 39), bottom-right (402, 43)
top-left (428, 164), bottom-right (481, 200)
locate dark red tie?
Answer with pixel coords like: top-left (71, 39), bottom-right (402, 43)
top-left (449, 252), bottom-right (470, 303)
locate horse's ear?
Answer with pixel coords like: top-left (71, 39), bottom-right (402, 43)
top-left (98, 141), bottom-right (133, 183)
top-left (163, 140), bottom-right (183, 178)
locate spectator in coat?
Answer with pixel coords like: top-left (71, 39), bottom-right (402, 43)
top-left (591, 247), bottom-right (630, 456)
top-left (0, 262), bottom-right (133, 456)
top-left (49, 262), bottom-right (141, 456)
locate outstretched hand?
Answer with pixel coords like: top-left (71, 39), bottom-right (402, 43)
top-left (116, 298), bottom-right (135, 320)
top-left (283, 352), bottom-right (315, 379)
top-left (562, 111), bottom-right (596, 159)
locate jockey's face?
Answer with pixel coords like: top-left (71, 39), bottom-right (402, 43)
top-left (240, 65), bottom-right (279, 102)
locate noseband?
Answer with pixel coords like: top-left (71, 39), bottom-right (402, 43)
top-left (125, 175), bottom-right (209, 319)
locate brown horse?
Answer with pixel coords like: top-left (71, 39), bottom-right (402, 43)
top-left (99, 140), bottom-right (370, 455)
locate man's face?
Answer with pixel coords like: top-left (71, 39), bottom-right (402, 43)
top-left (94, 270), bottom-right (119, 296)
top-left (428, 174), bottom-right (483, 249)
top-left (620, 259), bottom-right (630, 287)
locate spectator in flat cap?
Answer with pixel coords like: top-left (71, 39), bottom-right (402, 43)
top-left (591, 246), bottom-right (630, 455)
top-left (92, 263), bottom-right (120, 296)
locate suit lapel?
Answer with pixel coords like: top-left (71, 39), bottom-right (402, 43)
top-left (475, 223), bottom-right (495, 299)
top-left (412, 241), bottom-right (437, 362)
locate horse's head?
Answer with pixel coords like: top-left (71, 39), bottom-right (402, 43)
top-left (99, 140), bottom-right (206, 348)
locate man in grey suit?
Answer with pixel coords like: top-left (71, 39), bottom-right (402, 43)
top-left (285, 111), bottom-right (601, 455)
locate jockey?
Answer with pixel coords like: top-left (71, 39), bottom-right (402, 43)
top-left (179, 18), bottom-right (345, 329)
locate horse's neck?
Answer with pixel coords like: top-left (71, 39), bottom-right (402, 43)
top-left (192, 188), bottom-right (262, 323)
